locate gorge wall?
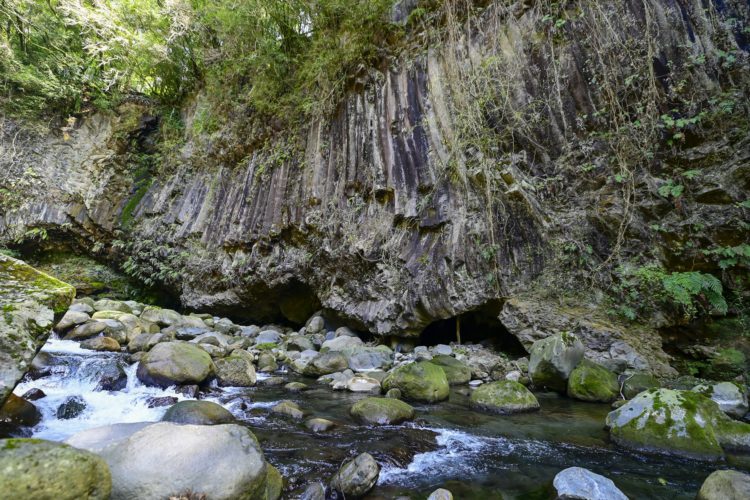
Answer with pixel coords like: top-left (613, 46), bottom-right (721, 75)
top-left (1, 0), bottom-right (749, 376)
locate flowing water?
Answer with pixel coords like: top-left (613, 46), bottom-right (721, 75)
top-left (10, 339), bottom-right (748, 498)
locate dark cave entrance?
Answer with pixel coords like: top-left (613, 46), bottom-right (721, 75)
top-left (418, 301), bottom-right (527, 356)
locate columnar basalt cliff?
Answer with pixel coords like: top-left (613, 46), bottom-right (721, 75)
top-left (1, 0), bottom-right (748, 375)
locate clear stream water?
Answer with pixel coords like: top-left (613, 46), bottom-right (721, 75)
top-left (11, 339), bottom-right (749, 499)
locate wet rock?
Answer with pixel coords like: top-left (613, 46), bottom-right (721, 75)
top-left (162, 400), bottom-right (235, 425)
top-left (54, 310), bottom-right (90, 333)
top-left (64, 321), bottom-right (107, 340)
top-left (330, 452), bottom-right (380, 497)
top-left (57, 395), bottom-right (87, 419)
top-left (427, 489), bottom-right (453, 500)
top-left (215, 354), bottom-right (257, 387)
top-left (552, 467), bottom-right (628, 500)
top-left (21, 388), bottom-right (46, 401)
top-left (528, 332), bottom-right (584, 392)
top-left (145, 396), bottom-right (178, 408)
top-left (304, 352), bottom-right (349, 376)
top-left (27, 351), bottom-right (53, 380)
top-left (567, 360), bottom-right (619, 403)
top-left (305, 417), bottom-right (335, 433)
top-left (262, 376), bottom-right (286, 386)
top-left (175, 384), bottom-right (200, 398)
top-left (136, 341), bottom-right (214, 387)
top-left (257, 352), bottom-right (279, 372)
top-left (430, 355), bottom-right (472, 385)
top-left (470, 380), bottom-right (540, 414)
top-left (300, 482), bottom-right (326, 500)
top-left (264, 464), bottom-right (283, 500)
top-left (0, 394), bottom-right (41, 427)
top-left (692, 382), bottom-right (749, 419)
top-left (80, 336), bottom-right (121, 352)
top-left (347, 375), bottom-right (381, 393)
top-left (385, 388), bottom-right (402, 399)
top-left (382, 361), bottom-right (449, 403)
top-left (95, 362), bottom-right (128, 391)
top-left (70, 301), bottom-right (95, 314)
top-left (622, 372), bottom-right (659, 399)
top-left (697, 469), bottom-right (750, 500)
top-left (606, 389), bottom-right (750, 461)
top-left (0, 438), bottom-right (111, 499)
top-left (271, 400), bottom-right (304, 420)
top-left (285, 382), bottom-right (309, 392)
top-left (350, 397), bottom-right (415, 425)
top-left (82, 422), bottom-right (272, 499)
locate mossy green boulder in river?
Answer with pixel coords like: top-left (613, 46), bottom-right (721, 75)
top-left (382, 361), bottom-right (450, 403)
top-left (606, 388), bottom-right (750, 461)
top-left (470, 380), bottom-right (540, 414)
top-left (567, 360), bottom-right (619, 403)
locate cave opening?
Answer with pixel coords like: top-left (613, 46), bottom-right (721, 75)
top-left (418, 301), bottom-right (527, 356)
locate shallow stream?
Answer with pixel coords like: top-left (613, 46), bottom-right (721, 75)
top-left (11, 339), bottom-right (748, 499)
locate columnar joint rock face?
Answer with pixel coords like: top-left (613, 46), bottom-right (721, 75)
top-left (0, 255), bottom-right (75, 406)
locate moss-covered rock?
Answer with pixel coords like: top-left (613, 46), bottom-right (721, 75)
top-left (622, 372), bottom-right (660, 399)
top-left (567, 360), bottom-right (619, 403)
top-left (692, 382), bottom-right (749, 419)
top-left (0, 438), bottom-right (111, 499)
top-left (605, 388), bottom-right (750, 461)
top-left (0, 254), bottom-right (75, 406)
top-left (215, 354), bottom-right (257, 387)
top-left (704, 349), bottom-right (747, 381)
top-left (470, 380), bottom-right (540, 414)
top-left (430, 355), bottom-right (472, 385)
top-left (528, 332), bottom-right (584, 392)
top-left (264, 464), bottom-right (283, 500)
top-left (382, 361), bottom-right (450, 403)
top-left (136, 341), bottom-right (214, 387)
top-left (350, 397), bottom-right (415, 425)
top-left (162, 400), bottom-right (235, 425)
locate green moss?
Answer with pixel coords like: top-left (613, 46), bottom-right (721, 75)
top-left (471, 381), bottom-right (540, 414)
top-left (255, 342), bottom-right (278, 350)
top-left (567, 360), bottom-right (619, 403)
top-left (382, 361), bottom-right (450, 403)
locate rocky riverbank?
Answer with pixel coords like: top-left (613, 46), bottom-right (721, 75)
top-left (2, 291), bottom-right (749, 498)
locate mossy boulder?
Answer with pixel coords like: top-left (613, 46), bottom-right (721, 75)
top-left (136, 341), bottom-right (214, 387)
top-left (692, 382), bottom-right (749, 419)
top-left (350, 397), bottom-right (415, 425)
top-left (622, 372), bottom-right (660, 399)
top-left (0, 438), bottom-right (111, 499)
top-left (0, 255), bottom-right (75, 406)
top-left (303, 351), bottom-right (349, 376)
top-left (528, 332), bottom-right (584, 392)
top-left (382, 361), bottom-right (450, 403)
top-left (704, 349), bottom-right (747, 381)
top-left (162, 400), bottom-right (235, 425)
top-left (215, 354), bottom-right (257, 387)
top-left (567, 360), bottom-right (619, 403)
top-left (430, 355), bottom-right (472, 385)
top-left (605, 388), bottom-right (750, 461)
top-left (470, 380), bottom-right (540, 414)
top-left (264, 464), bottom-right (283, 500)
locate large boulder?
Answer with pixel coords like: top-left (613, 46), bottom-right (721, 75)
top-left (350, 397), bottom-right (415, 425)
top-left (78, 422), bottom-right (275, 499)
top-left (0, 255), bottom-right (75, 406)
top-left (93, 298), bottom-right (132, 313)
top-left (139, 306), bottom-right (184, 327)
top-left (606, 389), bottom-right (750, 461)
top-left (321, 335), bottom-right (363, 352)
top-left (80, 336), bottom-right (121, 352)
top-left (303, 352), bottom-right (349, 376)
top-left (528, 332), bottom-right (584, 392)
top-left (382, 362), bottom-right (450, 403)
top-left (0, 438), bottom-right (111, 499)
top-left (470, 380), bottom-right (540, 414)
top-left (347, 375), bottom-right (381, 393)
top-left (697, 470), bottom-right (750, 500)
top-left (567, 360), bottom-right (619, 403)
top-left (330, 452), bottom-right (380, 497)
top-left (215, 354), bottom-right (257, 387)
top-left (64, 321), bottom-right (107, 341)
top-left (162, 400), bottom-right (235, 425)
top-left (552, 467), bottom-right (628, 500)
top-left (345, 345), bottom-right (394, 372)
top-left (54, 310), bottom-right (90, 333)
top-left (0, 393), bottom-right (42, 427)
top-left (136, 341), bottom-right (214, 387)
top-left (430, 355), bottom-right (472, 385)
top-left (692, 382), bottom-right (748, 419)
